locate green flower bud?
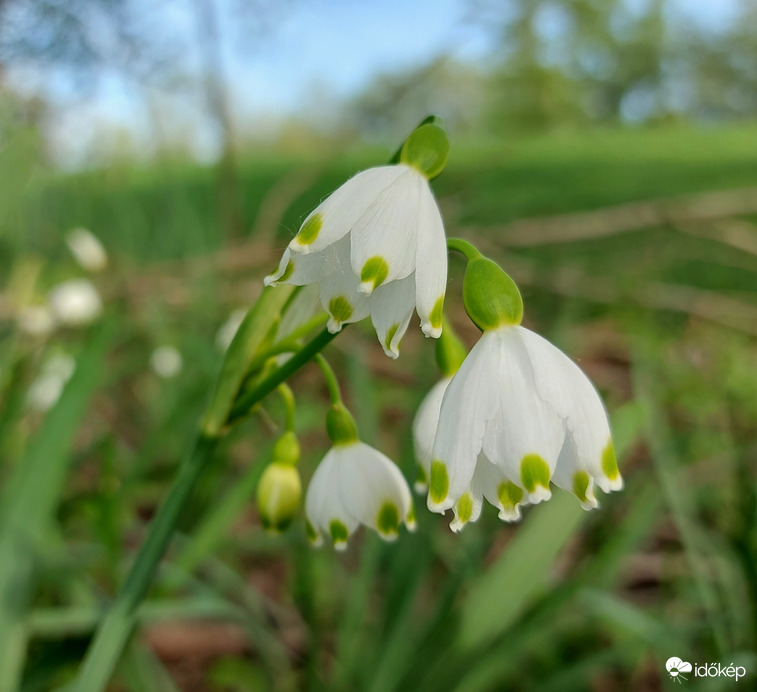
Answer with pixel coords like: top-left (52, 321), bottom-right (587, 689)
top-left (399, 123), bottom-right (450, 180)
top-left (257, 462), bottom-right (302, 533)
top-left (463, 257), bottom-right (523, 331)
top-left (435, 320), bottom-right (467, 376)
top-left (272, 430), bottom-right (300, 466)
top-left (326, 403), bottom-right (359, 446)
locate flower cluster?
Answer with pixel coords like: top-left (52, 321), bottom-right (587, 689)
top-left (260, 120), bottom-right (622, 547)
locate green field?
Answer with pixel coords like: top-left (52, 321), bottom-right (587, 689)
top-left (1, 124), bottom-right (756, 690)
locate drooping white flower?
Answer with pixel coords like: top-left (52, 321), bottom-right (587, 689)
top-left (27, 353), bottom-right (76, 411)
top-left (427, 325), bottom-right (622, 531)
top-left (48, 278), bottom-right (103, 326)
top-left (17, 304), bottom-right (56, 338)
top-left (305, 441), bottom-right (415, 550)
top-left (150, 345), bottom-right (183, 379)
top-left (412, 375), bottom-right (452, 493)
top-left (264, 162), bottom-right (448, 358)
top-left (66, 227), bottom-right (108, 272)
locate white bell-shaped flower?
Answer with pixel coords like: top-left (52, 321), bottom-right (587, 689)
top-left (412, 375), bottom-right (452, 493)
top-left (427, 325), bottom-right (622, 532)
top-left (265, 124), bottom-right (450, 358)
top-left (305, 440), bottom-right (416, 550)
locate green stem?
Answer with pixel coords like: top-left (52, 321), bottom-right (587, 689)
top-left (313, 354), bottom-right (342, 405)
top-left (228, 327), bottom-right (338, 424)
top-left (447, 237), bottom-right (483, 262)
top-left (277, 384), bottom-right (296, 432)
top-left (75, 326), bottom-right (338, 691)
top-left (74, 433), bottom-right (218, 690)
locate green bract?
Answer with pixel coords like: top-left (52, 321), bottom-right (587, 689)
top-left (272, 430), bottom-right (300, 466)
top-left (399, 123), bottom-right (450, 180)
top-left (257, 462), bottom-right (302, 533)
top-left (326, 402), bottom-right (359, 445)
top-left (462, 257), bottom-right (523, 331)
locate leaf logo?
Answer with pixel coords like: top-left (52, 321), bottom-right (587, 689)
top-left (666, 657), bottom-right (692, 683)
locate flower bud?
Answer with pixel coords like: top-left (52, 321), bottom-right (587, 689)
top-left (462, 257), bottom-right (523, 331)
top-left (325, 403), bottom-right (359, 446)
top-left (400, 123), bottom-right (450, 180)
top-left (257, 462), bottom-right (302, 533)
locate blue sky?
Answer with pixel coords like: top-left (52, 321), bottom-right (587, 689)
top-left (6, 0), bottom-right (743, 166)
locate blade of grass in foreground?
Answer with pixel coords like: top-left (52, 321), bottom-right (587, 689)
top-left (0, 321), bottom-right (115, 691)
top-left (458, 490), bottom-right (585, 651)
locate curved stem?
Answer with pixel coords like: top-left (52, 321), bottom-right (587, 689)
top-left (313, 354), bottom-right (342, 405)
top-left (228, 327), bottom-right (339, 424)
top-left (277, 384), bottom-right (296, 432)
top-left (75, 326), bottom-right (339, 691)
top-left (447, 237), bottom-right (483, 262)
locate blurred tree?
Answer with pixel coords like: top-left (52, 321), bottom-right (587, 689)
top-left (0, 0), bottom-right (295, 236)
top-left (468, 0), bottom-right (757, 131)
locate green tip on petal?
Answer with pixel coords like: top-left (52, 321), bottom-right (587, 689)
top-left (360, 256), bottom-right (389, 293)
top-left (295, 213), bottom-right (322, 246)
top-left (384, 322), bottom-right (401, 357)
top-left (429, 460), bottom-right (449, 505)
top-left (328, 296), bottom-right (353, 325)
top-left (377, 502), bottom-right (400, 538)
top-left (463, 257), bottom-right (523, 331)
top-left (456, 493), bottom-right (473, 523)
top-left (400, 123), bottom-right (450, 180)
top-left (520, 454), bottom-right (551, 496)
top-left (329, 519), bottom-right (349, 548)
top-left (601, 441), bottom-right (619, 481)
top-left (306, 519), bottom-right (320, 544)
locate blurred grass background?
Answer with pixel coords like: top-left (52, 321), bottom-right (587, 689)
top-left (1, 0), bottom-right (757, 690)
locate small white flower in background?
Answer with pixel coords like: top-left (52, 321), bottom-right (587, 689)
top-left (150, 345), bottom-right (183, 379)
top-left (412, 376), bottom-right (452, 493)
top-left (265, 124), bottom-right (450, 358)
top-left (427, 325), bottom-right (622, 531)
top-left (66, 227), bottom-right (108, 272)
top-left (17, 304), bottom-right (56, 338)
top-left (306, 440), bottom-right (415, 550)
top-left (215, 308), bottom-right (247, 352)
top-left (49, 278), bottom-right (103, 326)
top-left (27, 353), bottom-right (76, 412)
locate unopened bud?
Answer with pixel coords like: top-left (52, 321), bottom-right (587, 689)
top-left (257, 462), bottom-right (302, 533)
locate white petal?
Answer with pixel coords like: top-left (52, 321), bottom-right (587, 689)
top-left (265, 238), bottom-right (347, 287)
top-left (414, 178), bottom-right (447, 338)
top-left (312, 238), bottom-right (370, 332)
top-left (277, 284), bottom-right (322, 340)
top-left (349, 166), bottom-right (421, 293)
top-left (515, 326), bottom-right (621, 493)
top-left (335, 442), bottom-right (413, 541)
top-left (429, 332), bottom-right (502, 512)
top-left (551, 437), bottom-right (599, 510)
top-left (369, 274), bottom-right (416, 358)
top-left (412, 377), bottom-right (452, 491)
top-left (449, 484), bottom-right (483, 533)
top-left (305, 449), bottom-right (359, 549)
top-left (290, 166), bottom-right (408, 255)
top-left (482, 328), bottom-right (566, 504)
top-left (474, 453), bottom-right (526, 523)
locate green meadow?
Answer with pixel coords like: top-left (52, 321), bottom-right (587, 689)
top-left (1, 123), bottom-right (756, 690)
